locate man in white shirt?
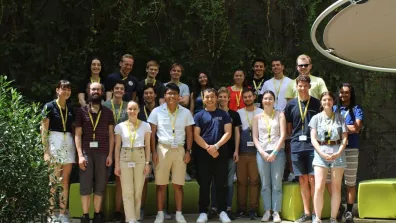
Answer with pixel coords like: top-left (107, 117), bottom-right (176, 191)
top-left (147, 83), bottom-right (195, 223)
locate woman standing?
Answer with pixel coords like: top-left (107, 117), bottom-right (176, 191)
top-left (309, 92), bottom-right (348, 223)
top-left (78, 57), bottom-right (106, 106)
top-left (41, 80), bottom-right (75, 223)
top-left (252, 90), bottom-right (286, 223)
top-left (227, 69), bottom-right (248, 111)
top-left (114, 101), bottom-right (151, 223)
top-left (189, 72), bottom-right (213, 115)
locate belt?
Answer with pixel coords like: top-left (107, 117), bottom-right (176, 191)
top-left (122, 146), bottom-right (144, 150)
top-left (318, 140), bottom-right (341, 146)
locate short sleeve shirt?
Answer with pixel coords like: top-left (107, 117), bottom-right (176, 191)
top-left (194, 109), bottom-right (232, 158)
top-left (164, 82), bottom-right (190, 97)
top-left (227, 86), bottom-right (245, 111)
top-left (308, 112), bottom-right (347, 142)
top-left (227, 109), bottom-right (242, 158)
top-left (261, 76), bottom-right (293, 111)
top-left (237, 107), bottom-right (264, 153)
top-left (75, 105), bottom-right (115, 153)
top-left (105, 72), bottom-right (140, 101)
top-left (114, 121), bottom-right (151, 147)
top-left (78, 77), bottom-right (106, 94)
top-left (102, 100), bottom-right (128, 125)
top-left (284, 97), bottom-right (320, 153)
top-left (284, 74), bottom-right (328, 100)
top-left (137, 105), bottom-right (153, 122)
top-left (42, 100), bottom-right (74, 133)
top-left (138, 79), bottom-right (165, 106)
top-left (247, 76), bottom-right (267, 108)
top-left (337, 105), bottom-right (364, 149)
top-left (147, 103), bottom-right (195, 146)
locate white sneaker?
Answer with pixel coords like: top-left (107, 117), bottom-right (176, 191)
top-left (164, 210), bottom-right (172, 220)
top-left (47, 215), bottom-right (57, 223)
top-left (185, 173), bottom-right (192, 181)
top-left (233, 173), bottom-right (237, 182)
top-left (59, 214), bottom-right (70, 223)
top-left (219, 211), bottom-right (232, 223)
top-left (154, 212), bottom-right (164, 223)
top-left (196, 213), bottom-right (208, 223)
top-left (175, 213), bottom-right (187, 223)
top-left (272, 212), bottom-right (281, 223)
top-left (287, 173), bottom-right (295, 182)
top-left (261, 210), bottom-right (271, 222)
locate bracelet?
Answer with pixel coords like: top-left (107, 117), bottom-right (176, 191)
top-left (145, 161), bottom-right (150, 165)
top-left (214, 144), bottom-right (219, 150)
top-left (272, 150), bottom-right (278, 155)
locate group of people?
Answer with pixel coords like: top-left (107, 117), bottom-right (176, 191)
top-left (41, 54), bottom-right (363, 223)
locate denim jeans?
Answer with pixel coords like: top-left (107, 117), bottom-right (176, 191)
top-left (211, 158), bottom-right (236, 209)
top-left (256, 150), bottom-right (285, 212)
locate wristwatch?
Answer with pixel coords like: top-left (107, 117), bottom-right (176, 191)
top-left (186, 150), bottom-right (192, 154)
top-left (214, 144), bottom-right (219, 150)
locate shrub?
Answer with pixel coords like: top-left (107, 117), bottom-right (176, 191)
top-left (0, 76), bottom-right (51, 222)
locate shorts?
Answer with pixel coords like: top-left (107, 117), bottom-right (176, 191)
top-left (325, 148), bottom-right (359, 185)
top-left (312, 145), bottom-right (347, 169)
top-left (79, 151), bottom-right (108, 196)
top-left (48, 131), bottom-right (75, 164)
top-left (291, 150), bottom-right (315, 176)
top-left (155, 144), bottom-right (186, 185)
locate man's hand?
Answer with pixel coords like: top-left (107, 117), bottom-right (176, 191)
top-left (78, 155), bottom-right (87, 171)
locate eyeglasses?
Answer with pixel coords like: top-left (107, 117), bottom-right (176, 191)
top-left (297, 64), bottom-right (310, 68)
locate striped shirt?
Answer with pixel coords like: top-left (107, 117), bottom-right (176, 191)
top-left (75, 105), bottom-right (115, 154)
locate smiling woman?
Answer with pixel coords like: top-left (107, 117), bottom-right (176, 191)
top-left (78, 57), bottom-right (106, 106)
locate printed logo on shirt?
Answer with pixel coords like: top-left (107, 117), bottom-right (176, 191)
top-left (128, 81), bottom-right (133, 86)
top-left (214, 117), bottom-right (223, 121)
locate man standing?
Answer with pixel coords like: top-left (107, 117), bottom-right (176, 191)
top-left (102, 80), bottom-right (128, 223)
top-left (164, 63), bottom-right (190, 107)
top-left (194, 88), bottom-right (232, 223)
top-left (75, 82), bottom-right (115, 223)
top-left (284, 75), bottom-right (320, 222)
top-left (247, 59), bottom-right (267, 108)
top-left (285, 54), bottom-right (327, 100)
top-left (236, 88), bottom-right (263, 219)
top-left (147, 83), bottom-right (194, 223)
top-left (138, 60), bottom-right (165, 105)
top-left (106, 54), bottom-right (140, 102)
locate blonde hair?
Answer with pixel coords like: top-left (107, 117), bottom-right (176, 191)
top-left (146, 60), bottom-right (160, 69)
top-left (217, 87), bottom-right (230, 97)
top-left (121, 54), bottom-right (134, 62)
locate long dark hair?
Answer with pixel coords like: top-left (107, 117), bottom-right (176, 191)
top-left (233, 69), bottom-right (249, 87)
top-left (85, 56), bottom-right (105, 81)
top-left (192, 72), bottom-right (213, 99)
top-left (336, 83), bottom-right (356, 109)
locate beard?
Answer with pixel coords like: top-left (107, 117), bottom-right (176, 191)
top-left (88, 93), bottom-right (102, 104)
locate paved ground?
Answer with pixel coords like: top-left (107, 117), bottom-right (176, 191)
top-left (68, 214), bottom-right (395, 223)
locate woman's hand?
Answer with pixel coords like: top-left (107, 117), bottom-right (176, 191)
top-left (114, 165), bottom-right (121, 176)
top-left (267, 153), bottom-right (277, 162)
top-left (144, 164), bottom-right (151, 175)
top-left (44, 153), bottom-right (51, 162)
top-left (260, 150), bottom-right (269, 161)
top-left (329, 151), bottom-right (341, 160)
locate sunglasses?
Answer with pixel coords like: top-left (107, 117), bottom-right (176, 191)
top-left (297, 64), bottom-right (310, 68)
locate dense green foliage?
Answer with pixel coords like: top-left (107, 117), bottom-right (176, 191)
top-left (0, 0), bottom-right (359, 104)
top-left (0, 76), bottom-right (51, 222)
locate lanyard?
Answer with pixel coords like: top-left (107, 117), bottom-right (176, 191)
top-left (233, 86), bottom-right (242, 108)
top-left (253, 79), bottom-right (264, 92)
top-left (326, 113), bottom-right (335, 144)
top-left (144, 106), bottom-right (149, 120)
top-left (273, 77), bottom-right (284, 101)
top-left (90, 77), bottom-right (100, 83)
top-left (167, 106), bottom-right (179, 138)
top-left (111, 100), bottom-right (123, 123)
top-left (88, 109), bottom-right (102, 141)
top-left (343, 109), bottom-right (350, 119)
top-left (263, 110), bottom-right (275, 142)
top-left (298, 96), bottom-right (311, 133)
top-left (127, 120), bottom-right (139, 147)
top-left (244, 107), bottom-right (255, 136)
top-left (56, 100), bottom-right (68, 139)
top-left (145, 79), bottom-right (156, 86)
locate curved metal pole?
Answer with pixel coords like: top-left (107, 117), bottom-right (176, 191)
top-left (311, 0), bottom-right (396, 73)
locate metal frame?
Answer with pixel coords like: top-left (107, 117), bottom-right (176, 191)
top-left (310, 0), bottom-right (396, 73)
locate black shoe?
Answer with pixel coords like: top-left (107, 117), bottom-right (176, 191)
top-left (295, 213), bottom-right (311, 222)
top-left (93, 212), bottom-right (104, 223)
top-left (336, 204), bottom-right (346, 222)
top-left (81, 213), bottom-right (90, 223)
top-left (235, 210), bottom-right (245, 219)
top-left (345, 211), bottom-right (354, 223)
top-left (249, 210), bottom-right (257, 220)
top-left (114, 211), bottom-right (124, 223)
top-left (226, 210), bottom-right (236, 220)
top-left (208, 209), bottom-right (218, 219)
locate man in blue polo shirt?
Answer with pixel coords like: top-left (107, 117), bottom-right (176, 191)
top-left (284, 75), bottom-right (320, 222)
top-left (105, 54), bottom-right (139, 102)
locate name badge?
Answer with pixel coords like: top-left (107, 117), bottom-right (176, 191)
top-left (128, 162), bottom-right (136, 168)
top-left (247, 141), bottom-right (254, 147)
top-left (89, 141), bottom-right (99, 148)
top-left (322, 147), bottom-right (334, 155)
top-left (299, 135), bottom-right (307, 141)
top-left (254, 103), bottom-right (261, 108)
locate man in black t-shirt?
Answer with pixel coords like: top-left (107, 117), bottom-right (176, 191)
top-left (137, 60), bottom-right (165, 106)
top-left (194, 88), bottom-right (232, 223)
top-left (247, 58), bottom-right (268, 108)
top-left (105, 54), bottom-right (139, 102)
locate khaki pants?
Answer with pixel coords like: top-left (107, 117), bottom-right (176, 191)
top-left (119, 147), bottom-right (146, 221)
top-left (237, 153), bottom-right (260, 211)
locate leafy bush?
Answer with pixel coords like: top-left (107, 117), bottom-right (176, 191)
top-left (0, 76), bottom-right (51, 222)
